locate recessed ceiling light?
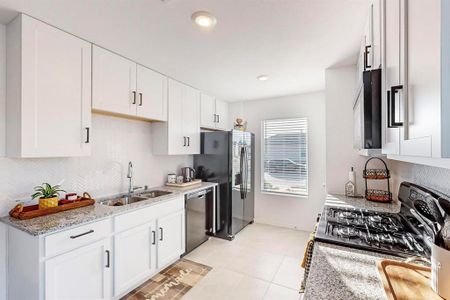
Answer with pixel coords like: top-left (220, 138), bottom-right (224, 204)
top-left (191, 11), bottom-right (217, 29)
top-left (257, 75), bottom-right (269, 81)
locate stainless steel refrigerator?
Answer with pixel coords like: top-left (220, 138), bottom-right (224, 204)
top-left (194, 130), bottom-right (255, 240)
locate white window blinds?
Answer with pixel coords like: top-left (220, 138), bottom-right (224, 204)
top-left (262, 118), bottom-right (308, 196)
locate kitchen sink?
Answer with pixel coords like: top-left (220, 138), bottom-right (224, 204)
top-left (138, 190), bottom-right (172, 198)
top-left (99, 190), bottom-right (172, 207)
top-left (100, 195), bottom-right (148, 207)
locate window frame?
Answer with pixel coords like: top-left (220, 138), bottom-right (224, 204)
top-left (260, 117), bottom-right (309, 198)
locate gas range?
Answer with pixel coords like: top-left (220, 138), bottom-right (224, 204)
top-left (315, 206), bottom-right (430, 257)
top-left (315, 182), bottom-right (444, 258)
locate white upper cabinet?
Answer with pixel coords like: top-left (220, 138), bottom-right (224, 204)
top-left (200, 93), bottom-right (229, 131)
top-left (153, 79), bottom-right (200, 155)
top-left (92, 46), bottom-right (168, 122)
top-left (136, 65), bottom-right (168, 121)
top-left (215, 98), bottom-right (229, 130)
top-left (399, 0), bottom-right (440, 158)
top-left (358, 0), bottom-right (382, 76)
top-left (92, 46), bottom-right (137, 116)
top-left (381, 0), bottom-right (401, 155)
top-left (200, 93), bottom-right (216, 129)
top-left (6, 14), bottom-right (92, 158)
top-left (381, 0), bottom-right (450, 161)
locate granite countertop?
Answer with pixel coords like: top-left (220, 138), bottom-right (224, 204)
top-left (326, 194), bottom-right (401, 213)
top-left (0, 182), bottom-right (217, 236)
top-left (303, 242), bottom-right (399, 300)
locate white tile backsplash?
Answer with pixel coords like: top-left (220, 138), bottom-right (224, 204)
top-left (390, 159), bottom-right (450, 197)
top-left (0, 113), bottom-right (192, 216)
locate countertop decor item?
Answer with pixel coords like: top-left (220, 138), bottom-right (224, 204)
top-left (377, 259), bottom-right (440, 300)
top-left (363, 157), bottom-right (392, 202)
top-left (166, 179), bottom-right (202, 188)
top-left (233, 118), bottom-right (247, 131)
top-left (10, 192), bottom-right (95, 220)
top-left (345, 167), bottom-right (356, 197)
top-left (32, 183), bottom-right (66, 209)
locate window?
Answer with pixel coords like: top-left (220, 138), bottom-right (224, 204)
top-left (262, 118), bottom-right (308, 196)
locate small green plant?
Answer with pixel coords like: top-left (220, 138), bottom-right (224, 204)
top-left (31, 183), bottom-right (66, 200)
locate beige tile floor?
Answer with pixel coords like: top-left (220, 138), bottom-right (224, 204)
top-left (183, 223), bottom-right (310, 300)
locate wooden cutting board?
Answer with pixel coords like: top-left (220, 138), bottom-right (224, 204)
top-left (377, 259), bottom-right (442, 300)
top-left (165, 179), bottom-right (202, 188)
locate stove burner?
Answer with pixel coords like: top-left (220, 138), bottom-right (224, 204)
top-left (318, 206), bottom-right (430, 258)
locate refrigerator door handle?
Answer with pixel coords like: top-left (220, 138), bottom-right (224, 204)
top-left (240, 147), bottom-right (245, 199)
top-left (244, 147), bottom-right (249, 198)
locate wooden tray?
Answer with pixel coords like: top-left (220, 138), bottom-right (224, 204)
top-left (377, 259), bottom-right (442, 300)
top-left (9, 193), bottom-right (95, 220)
top-left (165, 179), bottom-right (202, 188)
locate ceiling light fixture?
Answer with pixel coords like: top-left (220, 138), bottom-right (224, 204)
top-left (257, 75), bottom-right (269, 81)
top-left (191, 11), bottom-right (217, 29)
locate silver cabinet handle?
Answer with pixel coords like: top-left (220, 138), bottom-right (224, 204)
top-left (85, 127), bottom-right (90, 143)
top-left (187, 137), bottom-right (190, 147)
top-left (152, 230), bottom-right (156, 245)
top-left (183, 136), bottom-right (186, 147)
top-left (105, 250), bottom-right (110, 268)
top-left (214, 114), bottom-right (217, 123)
top-left (159, 227), bottom-right (164, 241)
top-left (217, 115), bottom-right (220, 123)
top-left (132, 91), bottom-right (137, 104)
top-left (70, 229), bottom-right (94, 239)
top-left (139, 93), bottom-right (143, 106)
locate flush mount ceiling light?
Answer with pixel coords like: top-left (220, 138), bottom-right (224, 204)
top-left (257, 75), bottom-right (269, 81)
top-left (191, 11), bottom-right (217, 29)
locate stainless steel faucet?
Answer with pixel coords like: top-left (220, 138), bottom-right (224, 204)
top-left (127, 161), bottom-right (134, 194)
top-left (127, 161), bottom-right (145, 194)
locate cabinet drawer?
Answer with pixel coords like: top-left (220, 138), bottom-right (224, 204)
top-left (115, 196), bottom-right (184, 233)
top-left (45, 219), bottom-right (111, 257)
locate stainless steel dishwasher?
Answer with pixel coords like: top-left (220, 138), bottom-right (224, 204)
top-left (185, 187), bottom-right (215, 254)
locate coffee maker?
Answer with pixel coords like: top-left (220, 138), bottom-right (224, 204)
top-left (181, 167), bottom-right (196, 182)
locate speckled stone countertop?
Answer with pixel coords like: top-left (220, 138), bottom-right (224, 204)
top-left (303, 242), bottom-right (399, 300)
top-left (326, 194), bottom-right (401, 213)
top-left (0, 182), bottom-right (217, 236)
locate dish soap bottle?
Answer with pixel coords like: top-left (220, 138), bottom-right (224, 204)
top-left (345, 167), bottom-right (356, 197)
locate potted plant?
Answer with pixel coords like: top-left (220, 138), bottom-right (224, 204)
top-left (32, 183), bottom-right (65, 209)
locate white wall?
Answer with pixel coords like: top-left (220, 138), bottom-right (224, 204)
top-left (229, 92), bottom-right (327, 231)
top-left (0, 23), bottom-right (5, 300)
top-left (0, 24), bottom-right (5, 156)
top-left (325, 65), bottom-right (371, 195)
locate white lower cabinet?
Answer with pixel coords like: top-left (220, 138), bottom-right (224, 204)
top-left (157, 210), bottom-right (185, 268)
top-left (114, 221), bottom-right (157, 296)
top-left (45, 239), bottom-right (112, 300)
top-left (7, 196), bottom-right (185, 300)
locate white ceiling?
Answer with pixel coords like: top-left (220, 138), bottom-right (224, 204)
top-left (0, 0), bottom-right (369, 101)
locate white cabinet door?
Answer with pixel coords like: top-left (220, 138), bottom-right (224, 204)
top-left (45, 239), bottom-right (112, 300)
top-left (8, 15), bottom-right (92, 157)
top-left (372, 0), bottom-right (382, 69)
top-left (136, 65), bottom-right (168, 121)
top-left (399, 0), bottom-right (439, 157)
top-left (215, 99), bottom-right (229, 131)
top-left (92, 46), bottom-right (137, 116)
top-left (200, 93), bottom-right (216, 129)
top-left (183, 86), bottom-right (201, 154)
top-left (381, 0), bottom-right (401, 155)
top-left (114, 222), bottom-right (157, 296)
top-left (157, 210), bottom-right (185, 268)
top-left (167, 79), bottom-right (185, 155)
